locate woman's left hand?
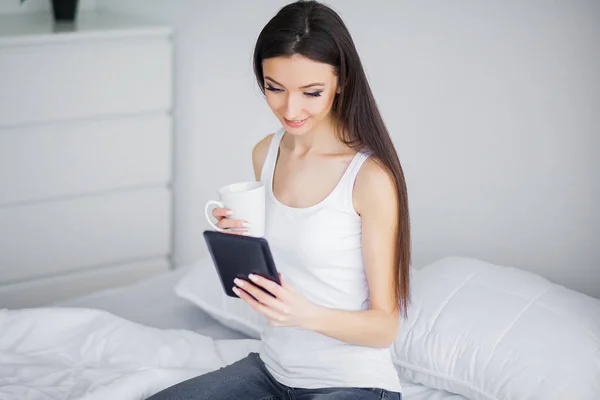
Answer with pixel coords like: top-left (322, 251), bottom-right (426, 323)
top-left (233, 273), bottom-right (321, 328)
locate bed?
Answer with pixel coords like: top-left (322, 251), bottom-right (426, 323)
top-left (0, 265), bottom-right (466, 400)
top-left (51, 266), bottom-right (467, 400)
top-left (54, 266), bottom-right (248, 340)
top-left (3, 255), bottom-right (598, 400)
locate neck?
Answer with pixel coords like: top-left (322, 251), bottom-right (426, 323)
top-left (284, 117), bottom-right (343, 156)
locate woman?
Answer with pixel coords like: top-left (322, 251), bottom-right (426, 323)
top-left (149, 1), bottom-right (410, 399)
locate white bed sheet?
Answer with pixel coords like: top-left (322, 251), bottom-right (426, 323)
top-left (54, 266), bottom-right (247, 339)
top-left (53, 267), bottom-right (467, 400)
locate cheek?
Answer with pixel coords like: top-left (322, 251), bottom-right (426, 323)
top-left (265, 93), bottom-right (283, 111)
top-left (310, 99), bottom-right (329, 116)
top-left (312, 92), bottom-right (337, 116)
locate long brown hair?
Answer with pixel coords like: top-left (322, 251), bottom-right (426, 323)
top-left (253, 0), bottom-right (411, 317)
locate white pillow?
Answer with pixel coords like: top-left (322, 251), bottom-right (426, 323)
top-left (174, 255), bottom-right (267, 339)
top-left (392, 256), bottom-right (600, 400)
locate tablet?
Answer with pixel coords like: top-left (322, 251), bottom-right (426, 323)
top-left (203, 230), bottom-right (281, 297)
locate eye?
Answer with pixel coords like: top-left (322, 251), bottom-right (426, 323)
top-left (305, 91), bottom-right (322, 97)
top-left (265, 85), bottom-right (282, 92)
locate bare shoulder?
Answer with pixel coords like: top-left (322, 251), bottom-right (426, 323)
top-left (353, 156), bottom-right (398, 216)
top-left (252, 133), bottom-right (275, 181)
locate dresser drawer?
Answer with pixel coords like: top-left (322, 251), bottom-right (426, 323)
top-left (0, 114), bottom-right (172, 206)
top-left (0, 187), bottom-right (171, 284)
top-left (0, 37), bottom-right (172, 126)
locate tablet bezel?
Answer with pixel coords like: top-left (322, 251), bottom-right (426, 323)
top-left (203, 230), bottom-right (281, 297)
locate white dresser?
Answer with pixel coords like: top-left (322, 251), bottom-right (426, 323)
top-left (0, 11), bottom-right (174, 307)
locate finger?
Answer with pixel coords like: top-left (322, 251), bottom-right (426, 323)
top-left (234, 279), bottom-right (289, 314)
top-left (248, 274), bottom-right (289, 300)
top-left (233, 286), bottom-right (285, 322)
top-left (216, 218), bottom-right (249, 230)
top-left (212, 207), bottom-right (233, 219)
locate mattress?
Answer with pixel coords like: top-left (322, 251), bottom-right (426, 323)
top-left (54, 266), bottom-right (247, 339)
top-left (54, 267), bottom-right (467, 400)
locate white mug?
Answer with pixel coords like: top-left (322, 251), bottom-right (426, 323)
top-left (204, 181), bottom-right (266, 237)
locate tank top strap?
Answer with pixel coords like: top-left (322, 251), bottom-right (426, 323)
top-left (260, 128), bottom-right (285, 184)
top-left (336, 149), bottom-right (372, 214)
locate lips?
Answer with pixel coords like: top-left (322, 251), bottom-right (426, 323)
top-left (284, 117), bottom-right (309, 128)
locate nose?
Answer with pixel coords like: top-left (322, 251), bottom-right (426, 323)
top-left (283, 93), bottom-right (302, 119)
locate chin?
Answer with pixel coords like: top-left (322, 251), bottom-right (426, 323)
top-left (283, 125), bottom-right (311, 135)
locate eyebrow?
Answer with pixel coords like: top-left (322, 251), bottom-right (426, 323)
top-left (264, 76), bottom-right (325, 89)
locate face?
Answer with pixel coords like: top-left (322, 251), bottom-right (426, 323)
top-left (262, 54), bottom-right (340, 135)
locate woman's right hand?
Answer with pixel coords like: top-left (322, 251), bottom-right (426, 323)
top-left (211, 208), bottom-right (249, 235)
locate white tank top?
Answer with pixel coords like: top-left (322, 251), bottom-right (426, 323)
top-left (258, 128), bottom-right (402, 392)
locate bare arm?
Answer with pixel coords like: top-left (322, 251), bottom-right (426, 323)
top-left (304, 158), bottom-right (400, 347)
top-left (252, 133), bottom-right (274, 181)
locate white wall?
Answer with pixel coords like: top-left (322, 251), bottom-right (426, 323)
top-left (93, 0), bottom-right (599, 298)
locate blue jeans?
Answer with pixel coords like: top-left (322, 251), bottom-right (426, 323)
top-left (146, 352), bottom-right (402, 400)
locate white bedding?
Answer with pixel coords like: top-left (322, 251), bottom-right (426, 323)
top-left (0, 269), bottom-right (466, 400)
top-left (54, 266), bottom-right (247, 339)
top-left (0, 307), bottom-right (259, 400)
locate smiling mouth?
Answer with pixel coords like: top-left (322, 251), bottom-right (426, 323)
top-left (285, 117), bottom-right (309, 123)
